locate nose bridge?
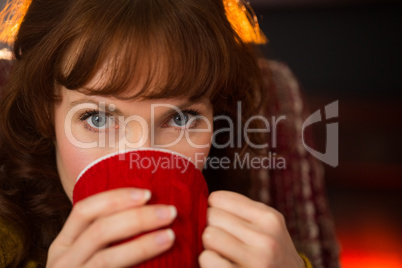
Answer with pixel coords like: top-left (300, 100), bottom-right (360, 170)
top-left (122, 116), bottom-right (152, 149)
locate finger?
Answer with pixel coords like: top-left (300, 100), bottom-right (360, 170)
top-left (54, 188), bottom-right (151, 248)
top-left (207, 207), bottom-right (266, 246)
top-left (202, 225), bottom-right (249, 266)
top-left (84, 228), bottom-right (175, 268)
top-left (66, 204), bottom-right (177, 265)
top-left (208, 191), bottom-right (286, 233)
top-left (199, 250), bottom-right (234, 268)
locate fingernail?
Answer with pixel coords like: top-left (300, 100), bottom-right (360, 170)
top-left (131, 190), bottom-right (151, 201)
top-left (155, 229), bottom-right (175, 245)
top-left (143, 190), bottom-right (151, 201)
top-left (169, 206), bottom-right (177, 219)
top-left (156, 206), bottom-right (177, 220)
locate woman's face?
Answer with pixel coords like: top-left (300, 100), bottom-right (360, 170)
top-left (54, 83), bottom-right (213, 201)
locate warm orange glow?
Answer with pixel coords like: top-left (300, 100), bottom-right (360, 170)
top-left (341, 250), bottom-right (402, 268)
top-left (337, 218), bottom-right (402, 268)
top-left (0, 0), bottom-right (32, 43)
top-left (223, 0), bottom-right (268, 44)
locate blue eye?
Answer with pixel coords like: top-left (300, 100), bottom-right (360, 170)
top-left (167, 110), bottom-right (200, 129)
top-left (79, 110), bottom-right (113, 131)
top-left (88, 114), bottom-right (108, 128)
top-left (173, 113), bottom-right (189, 126)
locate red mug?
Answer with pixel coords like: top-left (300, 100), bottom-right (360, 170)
top-left (73, 148), bottom-right (209, 267)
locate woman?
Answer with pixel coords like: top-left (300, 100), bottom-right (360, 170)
top-left (0, 0), bottom-right (338, 267)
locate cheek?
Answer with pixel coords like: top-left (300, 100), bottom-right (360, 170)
top-left (55, 132), bottom-right (96, 200)
top-left (163, 132), bottom-right (212, 170)
top-left (155, 116), bottom-right (213, 170)
top-left (189, 134), bottom-right (213, 170)
top-left (54, 106), bottom-right (103, 200)
top-left (192, 146), bottom-right (212, 170)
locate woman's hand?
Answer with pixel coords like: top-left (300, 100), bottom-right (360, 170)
top-left (47, 188), bottom-right (177, 268)
top-left (199, 191), bottom-right (305, 268)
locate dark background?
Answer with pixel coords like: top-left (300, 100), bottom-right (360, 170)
top-left (250, 0), bottom-right (402, 267)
